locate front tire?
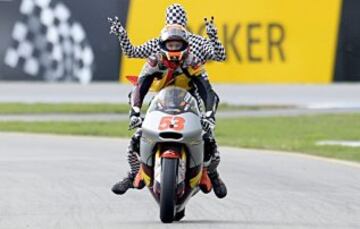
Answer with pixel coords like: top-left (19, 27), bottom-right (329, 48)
top-left (160, 158), bottom-right (177, 223)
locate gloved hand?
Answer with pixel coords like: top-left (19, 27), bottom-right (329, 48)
top-left (201, 116), bottom-right (216, 133)
top-left (129, 115), bottom-right (142, 130)
top-left (204, 16), bottom-right (218, 40)
top-left (107, 16), bottom-right (126, 38)
top-left (128, 107), bottom-right (142, 130)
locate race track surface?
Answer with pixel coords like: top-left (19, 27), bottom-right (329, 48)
top-left (0, 133), bottom-right (360, 229)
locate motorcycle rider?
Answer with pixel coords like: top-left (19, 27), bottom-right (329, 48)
top-left (108, 4), bottom-right (227, 198)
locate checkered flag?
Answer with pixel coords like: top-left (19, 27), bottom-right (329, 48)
top-left (4, 0), bottom-right (94, 84)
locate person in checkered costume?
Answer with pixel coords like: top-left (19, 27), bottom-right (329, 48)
top-left (108, 4), bottom-right (227, 199)
top-left (109, 4), bottom-right (225, 62)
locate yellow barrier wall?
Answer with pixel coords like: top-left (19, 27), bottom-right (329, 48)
top-left (120, 0), bottom-right (341, 84)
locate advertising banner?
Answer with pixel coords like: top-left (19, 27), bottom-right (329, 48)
top-left (120, 0), bottom-right (342, 84)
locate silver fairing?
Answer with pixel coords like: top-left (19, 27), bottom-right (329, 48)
top-left (140, 110), bottom-right (203, 168)
top-left (139, 86), bottom-right (204, 168)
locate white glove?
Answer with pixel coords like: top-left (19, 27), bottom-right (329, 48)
top-left (107, 16), bottom-right (126, 38)
top-left (129, 115), bottom-right (142, 130)
top-left (201, 116), bottom-right (216, 133)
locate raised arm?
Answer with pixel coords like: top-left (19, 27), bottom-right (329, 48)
top-left (108, 16), bottom-right (159, 58)
top-left (203, 17), bottom-right (226, 62)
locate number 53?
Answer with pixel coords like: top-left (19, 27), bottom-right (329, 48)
top-left (159, 116), bottom-right (185, 131)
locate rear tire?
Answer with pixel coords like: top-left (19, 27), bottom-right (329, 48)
top-left (160, 158), bottom-right (177, 223)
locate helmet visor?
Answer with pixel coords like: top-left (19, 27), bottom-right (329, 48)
top-left (165, 40), bottom-right (185, 51)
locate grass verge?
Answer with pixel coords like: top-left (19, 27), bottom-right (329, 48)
top-left (0, 103), bottom-right (130, 114)
top-left (0, 114), bottom-right (359, 162)
top-left (0, 103), bottom-right (293, 114)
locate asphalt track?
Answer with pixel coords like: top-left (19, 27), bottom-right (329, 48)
top-left (1, 133), bottom-right (360, 229)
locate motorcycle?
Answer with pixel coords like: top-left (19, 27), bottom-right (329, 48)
top-left (134, 86), bottom-right (210, 223)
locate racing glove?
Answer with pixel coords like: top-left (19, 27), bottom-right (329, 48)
top-left (108, 16), bottom-right (126, 38)
top-left (201, 115), bottom-right (216, 133)
top-left (129, 107), bottom-right (142, 130)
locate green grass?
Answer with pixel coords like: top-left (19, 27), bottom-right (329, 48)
top-left (0, 103), bottom-right (292, 114)
top-left (0, 121), bottom-right (132, 137)
top-left (0, 103), bottom-right (131, 114)
top-left (216, 114), bottom-right (360, 162)
top-left (0, 114), bottom-right (359, 162)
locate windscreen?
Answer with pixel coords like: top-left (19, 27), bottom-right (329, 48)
top-left (147, 87), bottom-right (200, 116)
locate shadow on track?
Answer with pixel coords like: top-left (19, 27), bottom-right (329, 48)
top-left (116, 219), bottom-right (359, 228)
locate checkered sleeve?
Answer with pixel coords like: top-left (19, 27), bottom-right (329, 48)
top-left (203, 36), bottom-right (226, 62)
top-left (117, 32), bottom-right (160, 58)
top-left (189, 34), bottom-right (226, 63)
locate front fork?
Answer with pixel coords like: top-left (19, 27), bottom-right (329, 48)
top-left (153, 147), bottom-right (186, 196)
top-left (134, 145), bottom-right (209, 195)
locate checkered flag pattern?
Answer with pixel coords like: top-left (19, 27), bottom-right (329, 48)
top-left (4, 0), bottom-right (94, 84)
top-left (165, 4), bottom-right (187, 27)
top-left (116, 3), bottom-right (226, 63)
top-left (188, 34), bottom-right (226, 63)
top-left (119, 33), bottom-right (226, 63)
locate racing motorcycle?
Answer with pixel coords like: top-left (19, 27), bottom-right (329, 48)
top-left (135, 86), bottom-right (209, 223)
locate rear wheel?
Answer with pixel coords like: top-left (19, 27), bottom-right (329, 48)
top-left (160, 158), bottom-right (177, 223)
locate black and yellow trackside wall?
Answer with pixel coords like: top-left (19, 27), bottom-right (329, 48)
top-left (334, 0), bottom-right (360, 82)
top-left (119, 0), bottom-right (360, 84)
top-left (0, 0), bottom-right (359, 83)
top-left (0, 0), bottom-right (129, 82)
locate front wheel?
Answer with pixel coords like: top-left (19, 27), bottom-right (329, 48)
top-left (160, 158), bottom-right (177, 223)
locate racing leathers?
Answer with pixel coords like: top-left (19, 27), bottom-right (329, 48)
top-left (109, 4), bottom-right (227, 198)
top-left (113, 53), bottom-right (226, 198)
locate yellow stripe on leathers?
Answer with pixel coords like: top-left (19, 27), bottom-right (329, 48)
top-left (120, 0), bottom-right (341, 84)
top-left (150, 65), bottom-right (205, 92)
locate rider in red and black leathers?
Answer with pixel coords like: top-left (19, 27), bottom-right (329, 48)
top-left (108, 4), bottom-right (227, 199)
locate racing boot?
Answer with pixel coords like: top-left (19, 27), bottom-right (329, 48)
top-left (112, 129), bottom-right (145, 195)
top-left (209, 170), bottom-right (227, 199)
top-left (111, 173), bottom-right (145, 195)
top-left (111, 173), bottom-right (135, 195)
top-left (204, 135), bottom-right (227, 198)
